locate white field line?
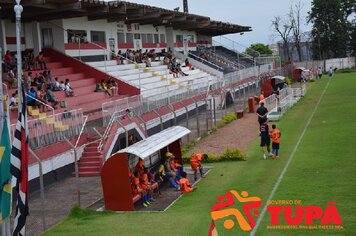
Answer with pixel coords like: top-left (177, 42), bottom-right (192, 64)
top-left (250, 79), bottom-right (331, 236)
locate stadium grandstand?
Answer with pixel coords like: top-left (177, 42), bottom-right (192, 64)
top-left (0, 0), bottom-right (281, 210)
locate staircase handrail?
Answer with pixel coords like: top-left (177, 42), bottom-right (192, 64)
top-left (97, 110), bottom-right (124, 152)
top-left (212, 39), bottom-right (256, 62)
top-left (208, 50), bottom-right (245, 69)
top-left (25, 93), bottom-right (55, 117)
top-left (216, 35), bottom-right (261, 58)
top-left (74, 115), bottom-right (88, 148)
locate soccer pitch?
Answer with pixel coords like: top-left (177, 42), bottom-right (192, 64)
top-left (43, 71), bottom-right (356, 236)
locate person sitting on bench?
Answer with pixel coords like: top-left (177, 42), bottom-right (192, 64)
top-left (179, 172), bottom-right (196, 193)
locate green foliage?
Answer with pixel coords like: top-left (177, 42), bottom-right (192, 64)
top-left (285, 76), bottom-right (293, 85)
top-left (308, 0), bottom-right (354, 59)
top-left (182, 147), bottom-right (247, 163)
top-left (245, 43), bottom-right (273, 57)
top-left (216, 113), bottom-right (237, 129)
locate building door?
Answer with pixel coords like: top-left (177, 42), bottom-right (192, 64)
top-left (42, 28), bottom-right (53, 48)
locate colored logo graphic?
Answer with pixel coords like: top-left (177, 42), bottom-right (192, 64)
top-left (211, 190), bottom-right (262, 232)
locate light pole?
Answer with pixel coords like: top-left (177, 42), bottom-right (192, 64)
top-left (14, 0), bottom-right (23, 114)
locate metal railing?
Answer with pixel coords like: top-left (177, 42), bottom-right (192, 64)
top-left (10, 108), bottom-right (84, 149)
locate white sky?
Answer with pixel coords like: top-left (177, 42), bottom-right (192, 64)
top-left (108, 0), bottom-right (312, 48)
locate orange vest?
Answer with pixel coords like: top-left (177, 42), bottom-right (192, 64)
top-left (271, 129), bottom-right (281, 143)
top-left (190, 153), bottom-right (203, 165)
top-left (179, 178), bottom-right (190, 192)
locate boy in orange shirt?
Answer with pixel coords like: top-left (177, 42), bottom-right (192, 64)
top-left (271, 124), bottom-right (281, 159)
top-left (132, 171), bottom-right (150, 207)
top-left (179, 172), bottom-right (196, 193)
top-left (190, 153), bottom-right (208, 181)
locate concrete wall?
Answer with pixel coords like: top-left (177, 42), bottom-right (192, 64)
top-left (295, 57), bottom-right (356, 71)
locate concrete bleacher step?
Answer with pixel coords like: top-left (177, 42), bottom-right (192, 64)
top-left (46, 62), bottom-right (63, 69)
top-left (56, 73), bottom-right (86, 81)
top-left (77, 171), bottom-right (101, 177)
top-left (50, 67), bottom-right (74, 76)
top-left (70, 78), bottom-right (97, 87)
top-left (78, 166), bottom-right (101, 172)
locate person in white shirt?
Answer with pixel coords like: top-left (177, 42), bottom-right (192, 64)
top-left (328, 67), bottom-right (333, 79)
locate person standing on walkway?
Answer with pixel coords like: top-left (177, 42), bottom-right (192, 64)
top-left (328, 67), bottom-right (333, 79)
top-left (256, 102), bottom-right (268, 125)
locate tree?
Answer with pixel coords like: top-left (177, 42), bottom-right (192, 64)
top-left (308, 0), bottom-right (352, 59)
top-left (245, 43), bottom-right (273, 57)
top-left (289, 1), bottom-right (304, 62)
top-left (272, 15), bottom-right (293, 61)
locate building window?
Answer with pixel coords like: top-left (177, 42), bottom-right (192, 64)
top-left (141, 34), bottom-right (147, 44)
top-left (126, 33), bottom-right (133, 43)
top-left (134, 24), bottom-right (140, 30)
top-left (147, 34), bottom-right (153, 43)
top-left (154, 34), bottom-right (159, 43)
top-left (67, 29), bottom-right (87, 43)
top-left (176, 34), bottom-right (183, 43)
top-left (90, 31), bottom-right (106, 43)
top-left (187, 34), bottom-right (195, 42)
top-left (117, 33), bottom-right (125, 44)
top-left (160, 34), bottom-right (166, 43)
top-left (134, 33), bottom-right (141, 40)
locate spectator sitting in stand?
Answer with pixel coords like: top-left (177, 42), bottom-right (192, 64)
top-left (5, 67), bottom-right (17, 88)
top-left (59, 81), bottom-right (65, 91)
top-left (45, 87), bottom-right (58, 109)
top-left (4, 50), bottom-right (15, 72)
top-left (95, 79), bottom-right (112, 96)
top-left (64, 79), bottom-right (75, 97)
top-left (184, 58), bottom-right (193, 70)
top-left (36, 88), bottom-right (48, 112)
top-left (34, 51), bottom-right (47, 70)
top-left (9, 93), bottom-right (17, 108)
top-left (106, 78), bottom-right (118, 95)
top-left (26, 87), bottom-right (38, 109)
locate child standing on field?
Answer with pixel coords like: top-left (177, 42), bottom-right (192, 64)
top-left (271, 124), bottom-right (281, 159)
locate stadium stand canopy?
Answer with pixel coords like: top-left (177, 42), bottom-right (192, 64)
top-left (0, 0), bottom-right (252, 36)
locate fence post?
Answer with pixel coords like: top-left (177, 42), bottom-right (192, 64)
top-left (29, 148), bottom-right (46, 232)
top-left (212, 97), bottom-right (217, 126)
top-left (117, 120), bottom-right (129, 147)
top-left (167, 104), bottom-right (177, 126)
top-left (64, 138), bottom-right (81, 207)
top-left (192, 98), bottom-right (200, 137)
top-left (205, 99), bottom-right (210, 132)
top-left (133, 112), bottom-right (148, 137)
top-left (179, 101), bottom-right (190, 143)
top-left (153, 109), bottom-right (163, 131)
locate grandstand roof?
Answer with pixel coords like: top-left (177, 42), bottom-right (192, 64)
top-left (0, 0), bottom-right (252, 36)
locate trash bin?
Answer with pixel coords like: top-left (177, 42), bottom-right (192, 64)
top-left (248, 97), bottom-right (254, 113)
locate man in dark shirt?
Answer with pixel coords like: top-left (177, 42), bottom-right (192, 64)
top-left (256, 102), bottom-right (268, 125)
top-left (260, 121), bottom-right (271, 160)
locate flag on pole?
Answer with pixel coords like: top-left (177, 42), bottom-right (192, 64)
top-left (11, 87), bottom-right (29, 236)
top-left (208, 220), bottom-right (219, 236)
top-left (0, 116), bottom-right (12, 224)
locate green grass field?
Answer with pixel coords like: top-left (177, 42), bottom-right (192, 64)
top-left (44, 71), bottom-right (356, 236)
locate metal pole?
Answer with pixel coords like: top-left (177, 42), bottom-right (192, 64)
top-left (0, 47), bottom-right (11, 236)
top-left (78, 34), bottom-right (81, 61)
top-left (167, 104), bottom-right (177, 126)
top-left (64, 138), bottom-right (81, 207)
top-left (153, 109), bottom-right (163, 131)
top-left (192, 98), bottom-right (200, 137)
top-left (205, 99), bottom-right (209, 132)
top-left (29, 148), bottom-right (46, 232)
top-left (212, 97), bottom-right (217, 126)
top-left (14, 0), bottom-right (23, 114)
top-left (179, 101), bottom-right (190, 142)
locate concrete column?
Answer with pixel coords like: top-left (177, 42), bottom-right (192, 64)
top-left (0, 20), bottom-right (7, 52)
top-left (165, 27), bottom-right (174, 51)
top-left (32, 21), bottom-right (42, 55)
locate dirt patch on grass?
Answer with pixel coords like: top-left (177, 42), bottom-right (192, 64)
top-left (190, 113), bottom-right (259, 156)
